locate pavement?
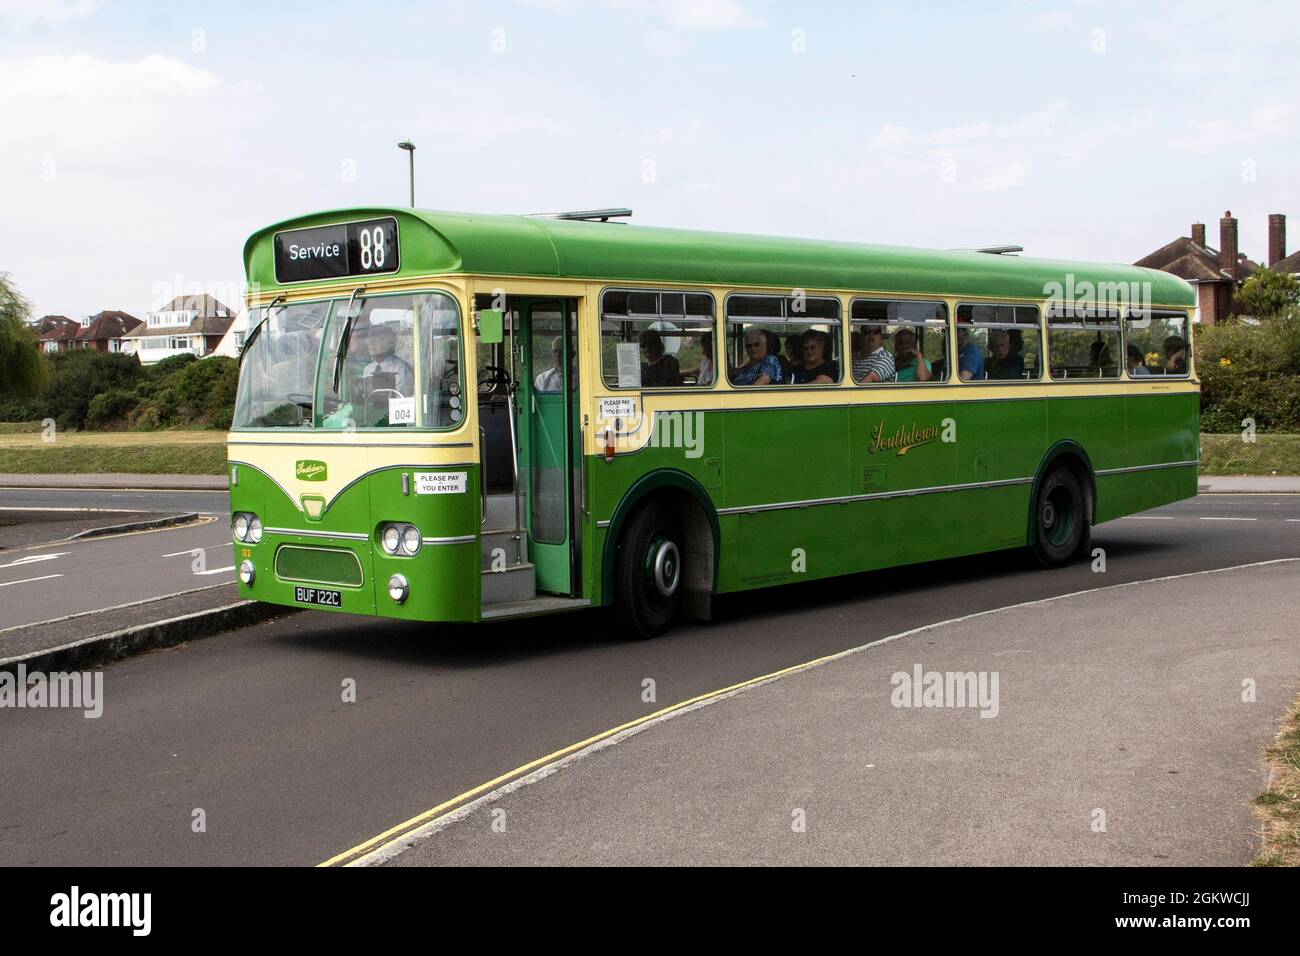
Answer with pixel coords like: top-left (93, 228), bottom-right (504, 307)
top-left (1197, 475), bottom-right (1300, 494)
top-left (0, 473), bottom-right (227, 491)
top-left (381, 559), bottom-right (1300, 866)
top-left (0, 583), bottom-right (283, 672)
top-left (0, 493), bottom-right (1295, 866)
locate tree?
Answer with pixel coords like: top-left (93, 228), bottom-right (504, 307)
top-left (1236, 267), bottom-right (1300, 321)
top-left (0, 273), bottom-right (47, 399)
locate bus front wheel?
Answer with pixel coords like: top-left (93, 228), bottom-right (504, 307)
top-left (1031, 467), bottom-right (1090, 567)
top-left (615, 502), bottom-right (683, 639)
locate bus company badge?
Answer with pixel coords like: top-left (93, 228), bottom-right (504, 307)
top-left (296, 460), bottom-right (329, 481)
top-left (869, 420), bottom-right (941, 457)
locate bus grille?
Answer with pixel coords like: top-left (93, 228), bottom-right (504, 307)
top-left (275, 546), bottom-right (364, 588)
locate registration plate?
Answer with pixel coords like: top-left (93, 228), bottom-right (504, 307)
top-left (294, 586), bottom-right (342, 608)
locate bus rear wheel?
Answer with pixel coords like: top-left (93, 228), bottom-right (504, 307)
top-left (1031, 467), bottom-right (1089, 567)
top-left (615, 502), bottom-right (683, 639)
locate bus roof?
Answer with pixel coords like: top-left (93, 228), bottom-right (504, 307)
top-left (244, 207), bottom-right (1196, 307)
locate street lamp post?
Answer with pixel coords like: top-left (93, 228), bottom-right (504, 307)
top-left (397, 141), bottom-right (415, 208)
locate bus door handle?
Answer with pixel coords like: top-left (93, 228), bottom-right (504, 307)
top-left (579, 418), bottom-right (588, 517)
top-left (479, 425), bottom-right (488, 524)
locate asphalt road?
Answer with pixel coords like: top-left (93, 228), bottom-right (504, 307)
top-left (0, 486), bottom-right (234, 631)
top-left (0, 519), bottom-right (237, 631)
top-left (0, 494), bottom-right (1296, 866)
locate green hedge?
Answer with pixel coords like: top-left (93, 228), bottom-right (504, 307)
top-left (1196, 309), bottom-right (1300, 433)
top-left (0, 350), bottom-right (238, 431)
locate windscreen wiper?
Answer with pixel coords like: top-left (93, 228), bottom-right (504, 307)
top-left (332, 286), bottom-right (366, 393)
top-left (238, 295), bottom-right (286, 366)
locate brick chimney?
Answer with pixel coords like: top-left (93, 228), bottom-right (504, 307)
top-left (1219, 211), bottom-right (1238, 278)
top-left (1269, 213), bottom-right (1286, 267)
top-left (1191, 222), bottom-right (1206, 247)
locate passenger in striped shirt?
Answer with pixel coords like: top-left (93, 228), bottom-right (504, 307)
top-left (852, 326), bottom-right (896, 383)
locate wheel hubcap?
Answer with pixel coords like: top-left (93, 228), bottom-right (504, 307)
top-left (649, 537), bottom-right (681, 598)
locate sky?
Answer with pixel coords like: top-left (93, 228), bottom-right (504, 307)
top-left (2, 0), bottom-right (1298, 320)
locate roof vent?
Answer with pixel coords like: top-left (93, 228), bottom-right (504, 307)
top-left (526, 208), bottom-right (632, 222)
top-left (970, 245), bottom-right (1024, 255)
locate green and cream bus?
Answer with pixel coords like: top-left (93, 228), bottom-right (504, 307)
top-left (228, 207), bottom-right (1198, 636)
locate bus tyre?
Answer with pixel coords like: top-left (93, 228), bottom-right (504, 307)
top-left (1032, 467), bottom-right (1089, 568)
top-left (615, 503), bottom-right (683, 639)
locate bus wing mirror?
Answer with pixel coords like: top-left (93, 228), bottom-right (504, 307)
top-left (478, 309), bottom-right (504, 344)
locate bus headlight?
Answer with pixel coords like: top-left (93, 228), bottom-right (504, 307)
top-left (233, 513), bottom-right (250, 542)
top-left (388, 573), bottom-right (409, 604)
top-left (239, 560), bottom-right (256, 585)
top-left (248, 515), bottom-right (264, 544)
top-left (380, 523), bottom-right (422, 556)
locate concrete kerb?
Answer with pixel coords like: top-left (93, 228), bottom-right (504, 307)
top-left (69, 512), bottom-right (203, 540)
top-left (0, 600), bottom-right (297, 674)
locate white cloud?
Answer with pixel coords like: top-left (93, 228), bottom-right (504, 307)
top-left (1168, 104), bottom-right (1295, 154)
top-left (0, 0), bottom-right (102, 26)
top-left (0, 54), bottom-right (218, 104)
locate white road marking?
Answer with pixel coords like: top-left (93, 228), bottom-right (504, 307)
top-left (0, 574), bottom-right (63, 589)
top-left (1199, 517), bottom-right (1257, 521)
top-left (164, 548), bottom-right (205, 558)
top-left (0, 553), bottom-right (69, 571)
top-left (195, 566), bottom-right (235, 576)
top-left (1123, 516), bottom-right (1175, 520)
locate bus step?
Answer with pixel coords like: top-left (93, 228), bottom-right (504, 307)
top-left (480, 596), bottom-right (592, 621)
top-left (481, 528), bottom-right (527, 568)
top-left (481, 561), bottom-right (536, 605)
top-left (483, 494), bottom-right (523, 529)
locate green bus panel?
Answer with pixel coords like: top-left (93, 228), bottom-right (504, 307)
top-left (230, 463), bottom-right (481, 622)
top-left (588, 392), bottom-right (1198, 606)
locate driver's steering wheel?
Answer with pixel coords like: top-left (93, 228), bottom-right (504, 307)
top-left (478, 364), bottom-right (512, 393)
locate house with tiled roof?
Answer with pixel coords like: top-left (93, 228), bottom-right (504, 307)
top-left (75, 311), bottom-right (142, 353)
top-left (122, 294), bottom-right (236, 364)
top-left (32, 315), bottom-right (81, 354)
top-left (1267, 214), bottom-right (1300, 277)
top-left (1133, 212), bottom-right (1260, 324)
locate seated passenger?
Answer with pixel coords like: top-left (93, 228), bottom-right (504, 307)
top-left (1087, 339), bottom-right (1115, 376)
top-left (361, 324), bottom-right (414, 395)
top-left (1126, 344), bottom-right (1150, 376)
top-left (732, 329), bottom-right (783, 385)
top-left (852, 325), bottom-right (895, 382)
top-left (639, 329), bottom-right (682, 386)
top-left (1163, 335), bottom-right (1187, 374)
top-left (785, 333), bottom-right (805, 376)
top-left (985, 329), bottom-right (1025, 380)
top-left (794, 330), bottom-right (838, 383)
top-left (893, 327), bottom-right (933, 382)
top-left (534, 336), bottom-right (565, 392)
top-left (955, 320), bottom-right (985, 381)
top-left (681, 331), bottom-right (714, 386)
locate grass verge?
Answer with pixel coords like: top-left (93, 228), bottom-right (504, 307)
top-left (1251, 698), bottom-right (1300, 866)
top-left (0, 427), bottom-right (227, 475)
top-left (1200, 433), bottom-right (1300, 476)
top-left (0, 443), bottom-right (227, 475)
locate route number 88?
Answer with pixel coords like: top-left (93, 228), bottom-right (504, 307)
top-left (358, 226), bottom-right (386, 270)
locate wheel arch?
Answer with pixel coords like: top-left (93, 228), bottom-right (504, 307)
top-left (600, 469), bottom-right (720, 620)
top-left (1027, 441), bottom-right (1097, 546)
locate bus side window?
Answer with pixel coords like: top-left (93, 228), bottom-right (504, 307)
top-left (727, 293), bottom-right (840, 386)
top-left (599, 289), bottom-right (715, 389)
